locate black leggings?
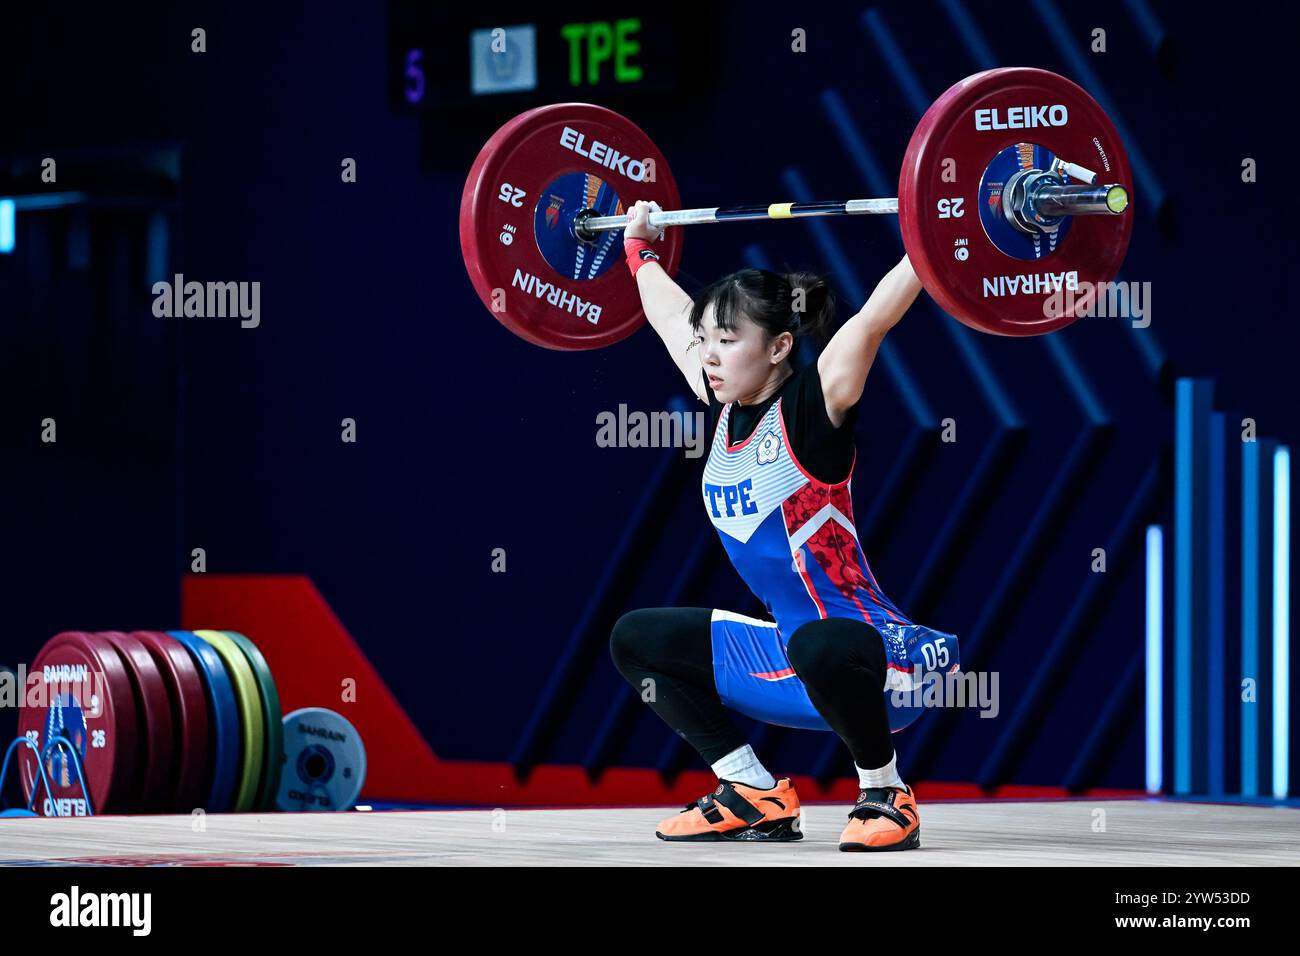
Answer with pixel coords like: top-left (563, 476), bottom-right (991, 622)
top-left (609, 607), bottom-right (894, 769)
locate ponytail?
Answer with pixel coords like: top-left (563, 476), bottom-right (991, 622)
top-left (784, 271), bottom-right (834, 345)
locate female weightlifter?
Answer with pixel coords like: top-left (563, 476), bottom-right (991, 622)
top-left (609, 200), bottom-right (961, 851)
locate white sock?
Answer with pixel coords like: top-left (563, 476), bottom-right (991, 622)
top-left (856, 750), bottom-right (904, 789)
top-left (711, 744), bottom-right (777, 790)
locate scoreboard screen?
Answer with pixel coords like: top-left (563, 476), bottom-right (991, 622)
top-left (388, 3), bottom-right (708, 112)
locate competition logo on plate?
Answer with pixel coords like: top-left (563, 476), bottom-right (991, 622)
top-left (42, 693), bottom-right (88, 787)
top-left (978, 142), bottom-right (1075, 261)
top-left (534, 171), bottom-right (624, 281)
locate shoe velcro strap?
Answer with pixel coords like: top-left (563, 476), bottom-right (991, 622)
top-left (698, 799), bottom-right (725, 825)
top-left (707, 782), bottom-right (766, 826)
top-left (848, 788), bottom-right (913, 829)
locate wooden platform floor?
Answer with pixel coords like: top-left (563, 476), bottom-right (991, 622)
top-left (2, 798), bottom-right (1296, 866)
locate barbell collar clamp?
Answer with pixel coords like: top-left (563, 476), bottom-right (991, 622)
top-left (1031, 183), bottom-right (1130, 217)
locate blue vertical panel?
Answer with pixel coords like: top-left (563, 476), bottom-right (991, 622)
top-left (146, 212), bottom-right (169, 285)
top-left (67, 211), bottom-right (90, 270)
top-left (0, 198), bottom-right (14, 253)
top-left (1174, 379), bottom-right (1213, 794)
top-left (1273, 447), bottom-right (1290, 798)
top-left (1220, 414), bottom-right (1244, 793)
top-left (1241, 437), bottom-right (1277, 796)
top-left (1145, 525), bottom-right (1164, 794)
top-left (1208, 413), bottom-right (1226, 794)
top-left (1242, 439), bottom-right (1259, 795)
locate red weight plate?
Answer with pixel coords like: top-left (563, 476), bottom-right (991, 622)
top-left (460, 103), bottom-right (682, 350)
top-left (99, 631), bottom-right (176, 812)
top-left (18, 632), bottom-right (138, 815)
top-left (900, 68), bottom-right (1133, 335)
top-left (132, 631), bottom-right (212, 812)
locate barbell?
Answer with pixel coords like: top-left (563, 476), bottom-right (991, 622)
top-left (459, 67), bottom-right (1133, 349)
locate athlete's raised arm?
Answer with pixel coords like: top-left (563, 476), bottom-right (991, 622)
top-left (817, 255), bottom-right (923, 420)
top-left (625, 200), bottom-right (706, 404)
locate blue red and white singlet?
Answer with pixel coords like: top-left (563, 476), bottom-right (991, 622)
top-left (701, 364), bottom-right (960, 732)
top-left (703, 391), bottom-right (909, 633)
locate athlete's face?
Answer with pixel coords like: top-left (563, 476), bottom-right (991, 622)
top-left (695, 304), bottom-right (790, 405)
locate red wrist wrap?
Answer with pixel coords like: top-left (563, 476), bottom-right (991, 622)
top-left (625, 238), bottom-right (661, 278)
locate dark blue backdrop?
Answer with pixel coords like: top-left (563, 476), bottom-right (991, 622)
top-left (1, 0), bottom-right (1295, 792)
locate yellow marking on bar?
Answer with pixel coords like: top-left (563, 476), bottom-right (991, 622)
top-left (768, 203), bottom-right (794, 219)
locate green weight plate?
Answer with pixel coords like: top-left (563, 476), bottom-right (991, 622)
top-left (221, 631), bottom-right (283, 811)
top-left (195, 630), bottom-right (264, 812)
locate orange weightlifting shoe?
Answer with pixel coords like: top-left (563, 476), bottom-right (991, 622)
top-left (655, 777), bottom-right (803, 842)
top-left (838, 784), bottom-right (920, 851)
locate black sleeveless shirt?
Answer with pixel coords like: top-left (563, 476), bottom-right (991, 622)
top-left (701, 358), bottom-right (859, 485)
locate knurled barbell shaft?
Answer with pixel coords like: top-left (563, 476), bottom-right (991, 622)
top-left (575, 199), bottom-right (899, 239)
top-left (574, 188), bottom-right (1128, 240)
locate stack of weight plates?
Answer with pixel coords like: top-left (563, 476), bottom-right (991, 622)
top-left (16, 630), bottom-right (284, 815)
